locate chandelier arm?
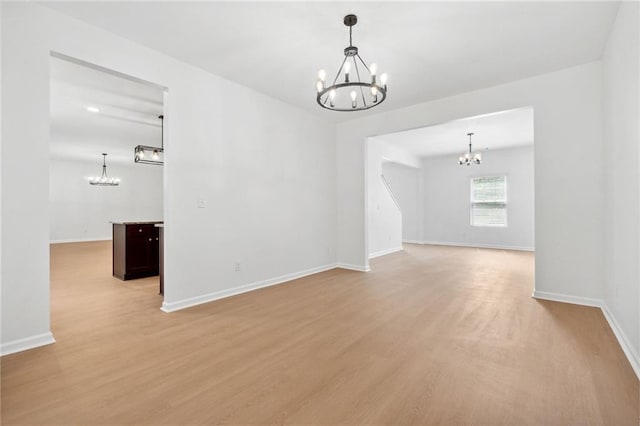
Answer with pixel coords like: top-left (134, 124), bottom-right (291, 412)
top-left (331, 55), bottom-right (349, 87)
top-left (352, 56), bottom-right (367, 107)
top-left (355, 54), bottom-right (371, 73)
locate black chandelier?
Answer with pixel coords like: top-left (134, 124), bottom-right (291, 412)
top-left (458, 133), bottom-right (483, 166)
top-left (316, 14), bottom-right (387, 112)
top-left (89, 153), bottom-right (120, 186)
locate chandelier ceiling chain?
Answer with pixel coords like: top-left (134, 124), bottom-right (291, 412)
top-left (89, 153), bottom-right (120, 186)
top-left (458, 132), bottom-right (483, 166)
top-left (316, 14), bottom-right (388, 112)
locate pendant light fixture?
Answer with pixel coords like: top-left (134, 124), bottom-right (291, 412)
top-left (89, 153), bottom-right (120, 186)
top-left (134, 115), bottom-right (164, 165)
top-left (316, 14), bottom-right (387, 112)
top-left (458, 133), bottom-right (483, 166)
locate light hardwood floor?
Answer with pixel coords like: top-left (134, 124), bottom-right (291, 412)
top-left (1, 241), bottom-right (638, 425)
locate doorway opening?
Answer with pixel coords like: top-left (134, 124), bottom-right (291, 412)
top-left (49, 53), bottom-right (167, 335)
top-left (364, 106), bottom-right (535, 283)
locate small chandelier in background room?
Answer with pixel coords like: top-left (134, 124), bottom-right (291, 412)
top-left (316, 14), bottom-right (387, 112)
top-left (458, 132), bottom-right (483, 166)
top-left (89, 153), bottom-right (120, 186)
top-left (134, 115), bottom-right (164, 165)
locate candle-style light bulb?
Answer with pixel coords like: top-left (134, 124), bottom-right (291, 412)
top-left (380, 73), bottom-right (388, 90)
top-left (329, 89), bottom-right (336, 107)
top-left (344, 62), bottom-right (351, 83)
top-left (152, 150), bottom-right (159, 160)
top-left (318, 69), bottom-right (326, 82)
top-left (370, 63), bottom-right (378, 84)
top-left (371, 86), bottom-right (378, 103)
top-left (316, 80), bottom-right (324, 93)
top-left (350, 90), bottom-right (357, 109)
top-left (139, 149), bottom-right (145, 159)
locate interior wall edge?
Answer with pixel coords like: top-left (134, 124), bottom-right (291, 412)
top-left (533, 290), bottom-right (640, 380)
top-left (336, 263), bottom-right (371, 272)
top-left (160, 263), bottom-right (338, 313)
top-left (50, 237), bottom-right (112, 244)
top-left (417, 241), bottom-right (535, 252)
top-left (368, 246), bottom-right (403, 259)
top-left (0, 332), bottom-right (55, 356)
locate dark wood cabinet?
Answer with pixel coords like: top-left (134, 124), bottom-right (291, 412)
top-left (112, 222), bottom-right (161, 280)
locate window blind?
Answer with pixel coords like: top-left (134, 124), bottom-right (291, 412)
top-left (471, 176), bottom-right (507, 226)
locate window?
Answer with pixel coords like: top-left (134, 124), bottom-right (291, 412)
top-left (471, 176), bottom-right (507, 227)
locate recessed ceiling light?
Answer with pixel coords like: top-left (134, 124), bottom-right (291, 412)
top-left (86, 106), bottom-right (100, 113)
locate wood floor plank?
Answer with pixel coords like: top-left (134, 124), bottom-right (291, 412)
top-left (1, 241), bottom-right (637, 425)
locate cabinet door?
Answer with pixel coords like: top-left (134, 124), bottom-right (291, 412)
top-left (150, 236), bottom-right (160, 274)
top-left (126, 233), bottom-right (152, 274)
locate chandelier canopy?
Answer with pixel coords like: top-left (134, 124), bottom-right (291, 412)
top-left (316, 14), bottom-right (387, 112)
top-left (458, 133), bottom-right (483, 166)
top-left (89, 153), bottom-right (120, 186)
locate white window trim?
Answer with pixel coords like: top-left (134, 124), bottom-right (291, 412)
top-left (470, 175), bottom-right (508, 227)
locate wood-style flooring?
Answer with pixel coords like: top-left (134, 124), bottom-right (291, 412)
top-left (1, 241), bottom-right (638, 425)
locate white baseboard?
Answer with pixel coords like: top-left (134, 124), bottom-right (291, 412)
top-left (368, 246), bottom-right (403, 259)
top-left (402, 239), bottom-right (424, 244)
top-left (601, 304), bottom-right (640, 379)
top-left (161, 263), bottom-right (338, 313)
top-left (336, 262), bottom-right (371, 272)
top-left (1, 332), bottom-right (56, 356)
top-left (532, 290), bottom-right (603, 307)
top-left (532, 290), bottom-right (640, 379)
top-left (418, 240), bottom-right (534, 252)
top-left (50, 237), bottom-right (111, 244)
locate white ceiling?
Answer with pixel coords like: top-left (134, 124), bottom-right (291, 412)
top-left (50, 56), bottom-right (164, 164)
top-left (373, 106), bottom-right (534, 158)
top-left (43, 2), bottom-right (619, 122)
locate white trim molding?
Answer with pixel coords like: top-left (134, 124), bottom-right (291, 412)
top-left (410, 240), bottom-right (534, 252)
top-left (50, 237), bottom-right (112, 244)
top-left (532, 290), bottom-right (603, 308)
top-left (532, 290), bottom-right (640, 379)
top-left (161, 263), bottom-right (338, 313)
top-left (601, 304), bottom-right (640, 379)
top-left (336, 263), bottom-right (371, 272)
top-left (1, 332), bottom-right (56, 356)
top-left (368, 246), bottom-right (403, 259)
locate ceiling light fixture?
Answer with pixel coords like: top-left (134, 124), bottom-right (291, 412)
top-left (89, 153), bottom-right (120, 186)
top-left (86, 106), bottom-right (100, 113)
top-left (134, 115), bottom-right (164, 165)
top-left (458, 132), bottom-right (483, 166)
top-left (316, 14), bottom-right (387, 112)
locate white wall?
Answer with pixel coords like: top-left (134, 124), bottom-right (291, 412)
top-left (421, 146), bottom-right (534, 250)
top-left (337, 61), bottom-right (604, 300)
top-left (367, 138), bottom-right (402, 259)
top-left (602, 2), bottom-right (640, 372)
top-left (1, 3), bottom-right (336, 352)
top-left (381, 162), bottom-right (421, 243)
top-left (49, 158), bottom-right (163, 242)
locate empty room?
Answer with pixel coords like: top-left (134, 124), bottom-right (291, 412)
top-left (1, 2), bottom-right (639, 425)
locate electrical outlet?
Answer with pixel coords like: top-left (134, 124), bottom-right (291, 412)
top-left (235, 261), bottom-right (241, 272)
